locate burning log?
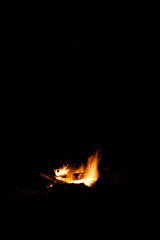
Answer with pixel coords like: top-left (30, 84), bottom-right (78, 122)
top-left (39, 172), bottom-right (57, 183)
top-left (39, 172), bottom-right (65, 184)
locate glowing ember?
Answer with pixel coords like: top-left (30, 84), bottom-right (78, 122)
top-left (54, 149), bottom-right (101, 187)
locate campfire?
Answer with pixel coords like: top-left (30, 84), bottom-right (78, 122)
top-left (54, 149), bottom-right (101, 187)
top-left (40, 148), bottom-right (101, 187)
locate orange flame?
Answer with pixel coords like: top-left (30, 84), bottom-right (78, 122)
top-left (54, 149), bottom-right (101, 187)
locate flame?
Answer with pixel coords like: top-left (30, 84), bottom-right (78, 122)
top-left (54, 149), bottom-right (101, 187)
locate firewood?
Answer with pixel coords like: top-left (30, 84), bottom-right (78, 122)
top-left (39, 172), bottom-right (65, 184)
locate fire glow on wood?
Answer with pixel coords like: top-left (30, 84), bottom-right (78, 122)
top-left (54, 149), bottom-right (101, 187)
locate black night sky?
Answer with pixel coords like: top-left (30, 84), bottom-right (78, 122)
top-left (3, 7), bottom-right (160, 238)
top-left (5, 10), bottom-right (158, 172)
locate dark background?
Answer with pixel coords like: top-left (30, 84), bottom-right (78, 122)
top-left (2, 7), bottom-right (160, 239)
top-left (3, 7), bottom-right (159, 180)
